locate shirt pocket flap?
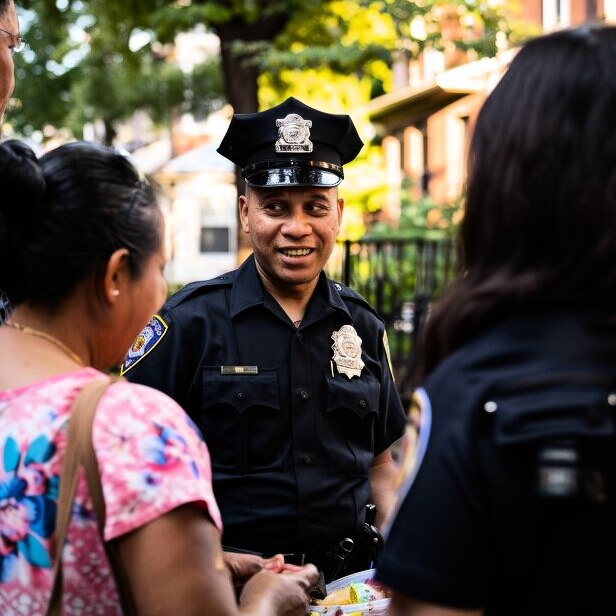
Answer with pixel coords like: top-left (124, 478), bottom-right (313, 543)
top-left (203, 368), bottom-right (280, 414)
top-left (492, 381), bottom-right (615, 446)
top-left (324, 370), bottom-right (380, 419)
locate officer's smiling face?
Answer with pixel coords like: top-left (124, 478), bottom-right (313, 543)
top-left (240, 185), bottom-right (343, 293)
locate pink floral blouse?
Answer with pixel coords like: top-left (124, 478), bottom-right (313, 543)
top-left (0, 368), bottom-right (222, 615)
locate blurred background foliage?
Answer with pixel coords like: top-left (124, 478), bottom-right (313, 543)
top-left (367, 178), bottom-right (464, 241)
top-left (10, 0), bottom-right (514, 242)
top-left (12, 0), bottom-right (513, 141)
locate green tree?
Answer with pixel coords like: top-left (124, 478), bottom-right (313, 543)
top-left (150, 0), bottom-right (332, 114)
top-left (380, 0), bottom-right (512, 60)
top-left (12, 0), bottom-right (513, 140)
top-left (12, 0), bottom-right (328, 139)
top-left (13, 0), bottom-right (224, 141)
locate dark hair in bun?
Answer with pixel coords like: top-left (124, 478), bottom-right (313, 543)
top-left (0, 139), bottom-right (46, 213)
top-left (0, 140), bottom-right (161, 311)
top-left (0, 141), bottom-right (46, 306)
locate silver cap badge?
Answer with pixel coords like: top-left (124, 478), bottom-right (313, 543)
top-left (275, 113), bottom-right (313, 153)
top-left (331, 325), bottom-right (364, 379)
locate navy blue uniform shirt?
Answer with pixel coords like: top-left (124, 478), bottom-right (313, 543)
top-left (124, 255), bottom-right (406, 553)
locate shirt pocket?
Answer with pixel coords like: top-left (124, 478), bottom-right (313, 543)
top-left (486, 372), bottom-right (616, 503)
top-left (202, 367), bottom-right (282, 474)
top-left (490, 373), bottom-right (615, 446)
top-left (322, 369), bottom-right (381, 476)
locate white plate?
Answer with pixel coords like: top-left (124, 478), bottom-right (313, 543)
top-left (308, 569), bottom-right (390, 616)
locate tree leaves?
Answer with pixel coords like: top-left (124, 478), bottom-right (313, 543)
top-left (10, 0), bottom-right (512, 141)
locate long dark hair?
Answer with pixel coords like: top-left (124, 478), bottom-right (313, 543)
top-left (0, 140), bottom-right (161, 311)
top-left (421, 25), bottom-right (616, 375)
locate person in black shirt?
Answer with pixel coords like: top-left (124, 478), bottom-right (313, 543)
top-left (377, 25), bottom-right (616, 616)
top-left (122, 97), bottom-right (406, 581)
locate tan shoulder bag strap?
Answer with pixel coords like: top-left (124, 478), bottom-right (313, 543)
top-left (47, 377), bottom-right (137, 616)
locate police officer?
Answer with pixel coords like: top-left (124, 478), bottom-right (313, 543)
top-left (376, 26), bottom-right (616, 615)
top-left (123, 97), bottom-right (406, 582)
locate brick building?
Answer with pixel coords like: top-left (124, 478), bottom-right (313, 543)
top-left (368, 0), bottom-right (616, 220)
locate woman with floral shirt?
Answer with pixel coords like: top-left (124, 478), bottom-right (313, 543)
top-left (0, 140), bottom-right (317, 615)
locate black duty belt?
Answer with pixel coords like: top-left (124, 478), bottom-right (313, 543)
top-left (225, 505), bottom-right (382, 582)
top-left (265, 549), bottom-right (328, 567)
top-left (267, 537), bottom-right (356, 582)
top-left (225, 529), bottom-right (383, 583)
top-left (225, 537), bottom-right (355, 582)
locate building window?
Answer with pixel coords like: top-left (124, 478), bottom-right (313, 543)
top-left (542, 0), bottom-right (570, 30)
top-left (200, 227), bottom-right (230, 253)
top-left (419, 120), bottom-right (429, 197)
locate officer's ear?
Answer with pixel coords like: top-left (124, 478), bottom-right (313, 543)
top-left (337, 197), bottom-right (344, 224)
top-left (239, 194), bottom-right (250, 234)
top-left (102, 248), bottom-right (130, 305)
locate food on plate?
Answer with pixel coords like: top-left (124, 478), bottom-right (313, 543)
top-left (314, 581), bottom-right (388, 606)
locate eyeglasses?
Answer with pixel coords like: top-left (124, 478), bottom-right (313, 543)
top-left (0, 27), bottom-right (26, 54)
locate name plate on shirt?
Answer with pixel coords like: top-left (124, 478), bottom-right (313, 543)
top-left (221, 365), bottom-right (259, 375)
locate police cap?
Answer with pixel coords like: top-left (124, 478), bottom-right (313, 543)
top-left (217, 97), bottom-right (363, 188)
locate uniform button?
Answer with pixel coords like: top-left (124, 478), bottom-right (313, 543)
top-left (484, 401), bottom-right (497, 413)
top-left (303, 455), bottom-right (312, 464)
top-left (237, 392), bottom-right (246, 401)
top-left (300, 390), bottom-right (309, 400)
top-left (296, 332), bottom-right (303, 340)
top-left (359, 399), bottom-right (367, 408)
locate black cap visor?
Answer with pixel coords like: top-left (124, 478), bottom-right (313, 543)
top-left (245, 167), bottom-right (342, 187)
top-left (242, 159), bottom-right (343, 188)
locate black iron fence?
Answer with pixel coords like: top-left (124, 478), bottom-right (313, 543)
top-left (326, 237), bottom-right (458, 397)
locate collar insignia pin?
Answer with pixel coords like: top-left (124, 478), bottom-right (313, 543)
top-left (275, 113), bottom-right (313, 153)
top-left (331, 324), bottom-right (364, 379)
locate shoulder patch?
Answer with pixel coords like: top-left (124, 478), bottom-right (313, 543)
top-left (384, 388), bottom-right (432, 537)
top-left (383, 330), bottom-right (395, 382)
top-left (120, 315), bottom-right (169, 375)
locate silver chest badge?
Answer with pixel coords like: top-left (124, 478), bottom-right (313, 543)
top-left (331, 325), bottom-right (364, 379)
top-left (275, 113), bottom-right (313, 153)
